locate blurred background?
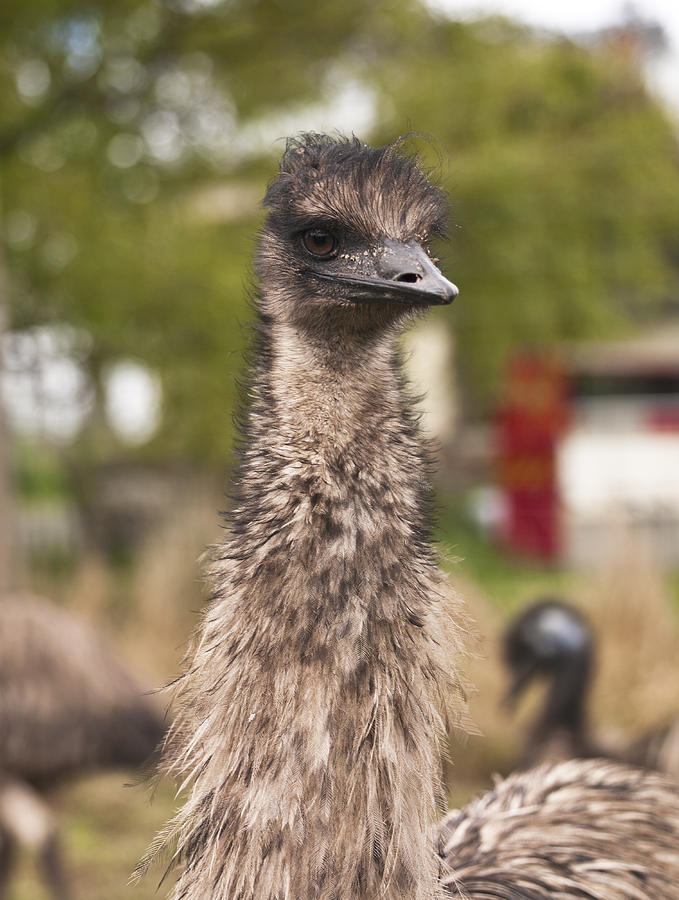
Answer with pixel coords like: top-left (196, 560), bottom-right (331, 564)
top-left (2, 0), bottom-right (679, 896)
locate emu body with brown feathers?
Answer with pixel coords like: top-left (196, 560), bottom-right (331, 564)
top-left (504, 597), bottom-right (679, 774)
top-left (439, 758), bottom-right (679, 899)
top-left (0, 593), bottom-right (164, 899)
top-left (149, 134), bottom-right (679, 900)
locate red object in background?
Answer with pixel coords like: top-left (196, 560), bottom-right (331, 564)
top-left (646, 408), bottom-right (679, 432)
top-left (496, 353), bottom-right (570, 561)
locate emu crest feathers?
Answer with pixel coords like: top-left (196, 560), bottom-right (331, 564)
top-left (264, 133), bottom-right (449, 244)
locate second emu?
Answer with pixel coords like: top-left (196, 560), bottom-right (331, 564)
top-left (504, 596), bottom-right (679, 773)
top-left (147, 134), bottom-right (679, 900)
top-left (0, 593), bottom-right (164, 900)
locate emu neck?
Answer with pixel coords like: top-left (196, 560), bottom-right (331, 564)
top-left (171, 313), bottom-right (453, 900)
top-left (259, 321), bottom-right (408, 468)
top-left (532, 659), bottom-right (590, 758)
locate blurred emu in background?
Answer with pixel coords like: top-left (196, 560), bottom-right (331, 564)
top-left (0, 593), bottom-right (164, 900)
top-left (504, 596), bottom-right (679, 775)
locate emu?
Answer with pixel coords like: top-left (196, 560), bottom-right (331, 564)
top-left (147, 134), bottom-right (679, 900)
top-left (0, 592), bottom-right (164, 900)
top-left (504, 596), bottom-right (679, 774)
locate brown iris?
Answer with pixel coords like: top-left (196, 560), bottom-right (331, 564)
top-left (302, 229), bottom-right (337, 258)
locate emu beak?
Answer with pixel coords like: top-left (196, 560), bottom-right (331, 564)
top-left (312, 238), bottom-right (459, 307)
top-left (374, 238), bottom-right (458, 306)
top-left (502, 659), bottom-right (539, 711)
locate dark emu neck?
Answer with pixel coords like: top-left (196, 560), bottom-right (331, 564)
top-left (156, 134), bottom-right (463, 900)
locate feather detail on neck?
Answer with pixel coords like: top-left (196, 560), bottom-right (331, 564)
top-left (148, 312), bottom-right (469, 900)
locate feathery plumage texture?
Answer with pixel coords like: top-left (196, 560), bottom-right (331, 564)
top-left (439, 758), bottom-right (679, 899)
top-left (150, 134), bottom-right (679, 900)
top-left (151, 134), bottom-right (466, 900)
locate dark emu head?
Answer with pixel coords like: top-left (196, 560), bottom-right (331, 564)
top-left (503, 598), bottom-right (594, 709)
top-left (255, 133), bottom-right (458, 336)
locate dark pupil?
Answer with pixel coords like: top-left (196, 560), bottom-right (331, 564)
top-left (305, 230), bottom-right (334, 255)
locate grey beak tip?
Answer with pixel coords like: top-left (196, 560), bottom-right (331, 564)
top-left (437, 281), bottom-right (459, 305)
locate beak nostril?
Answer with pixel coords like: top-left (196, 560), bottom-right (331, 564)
top-left (395, 272), bottom-right (421, 284)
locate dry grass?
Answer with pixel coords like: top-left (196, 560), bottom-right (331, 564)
top-left (122, 481), bottom-right (220, 678)
top-left (10, 774), bottom-right (178, 900)
top-left (583, 539), bottom-right (679, 736)
top-left (11, 499), bottom-right (679, 895)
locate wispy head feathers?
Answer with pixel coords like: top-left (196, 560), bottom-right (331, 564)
top-left (263, 133), bottom-right (449, 244)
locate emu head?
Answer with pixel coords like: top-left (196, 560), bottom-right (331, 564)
top-left (256, 133), bottom-right (458, 335)
top-left (503, 599), bottom-right (594, 708)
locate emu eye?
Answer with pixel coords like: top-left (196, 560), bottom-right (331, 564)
top-left (302, 229), bottom-right (337, 258)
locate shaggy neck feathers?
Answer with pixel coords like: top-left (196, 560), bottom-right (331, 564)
top-left (162, 309), bottom-right (459, 900)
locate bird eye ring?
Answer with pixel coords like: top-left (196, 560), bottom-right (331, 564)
top-left (302, 229), bottom-right (337, 258)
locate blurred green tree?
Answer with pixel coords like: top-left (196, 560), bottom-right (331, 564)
top-left (0, 0), bottom-right (678, 476)
top-left (0, 0), bottom-right (415, 470)
top-left (369, 16), bottom-right (679, 409)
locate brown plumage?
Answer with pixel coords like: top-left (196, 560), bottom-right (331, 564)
top-left (503, 597), bottom-right (679, 774)
top-left (438, 758), bottom-right (679, 899)
top-left (0, 592), bottom-right (164, 899)
top-left (147, 134), bottom-right (679, 900)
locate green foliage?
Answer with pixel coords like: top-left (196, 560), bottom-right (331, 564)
top-left (1, 0), bottom-right (420, 462)
top-left (369, 16), bottom-right (679, 407)
top-left (15, 442), bottom-right (68, 500)
top-left (1, 1), bottom-right (678, 466)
